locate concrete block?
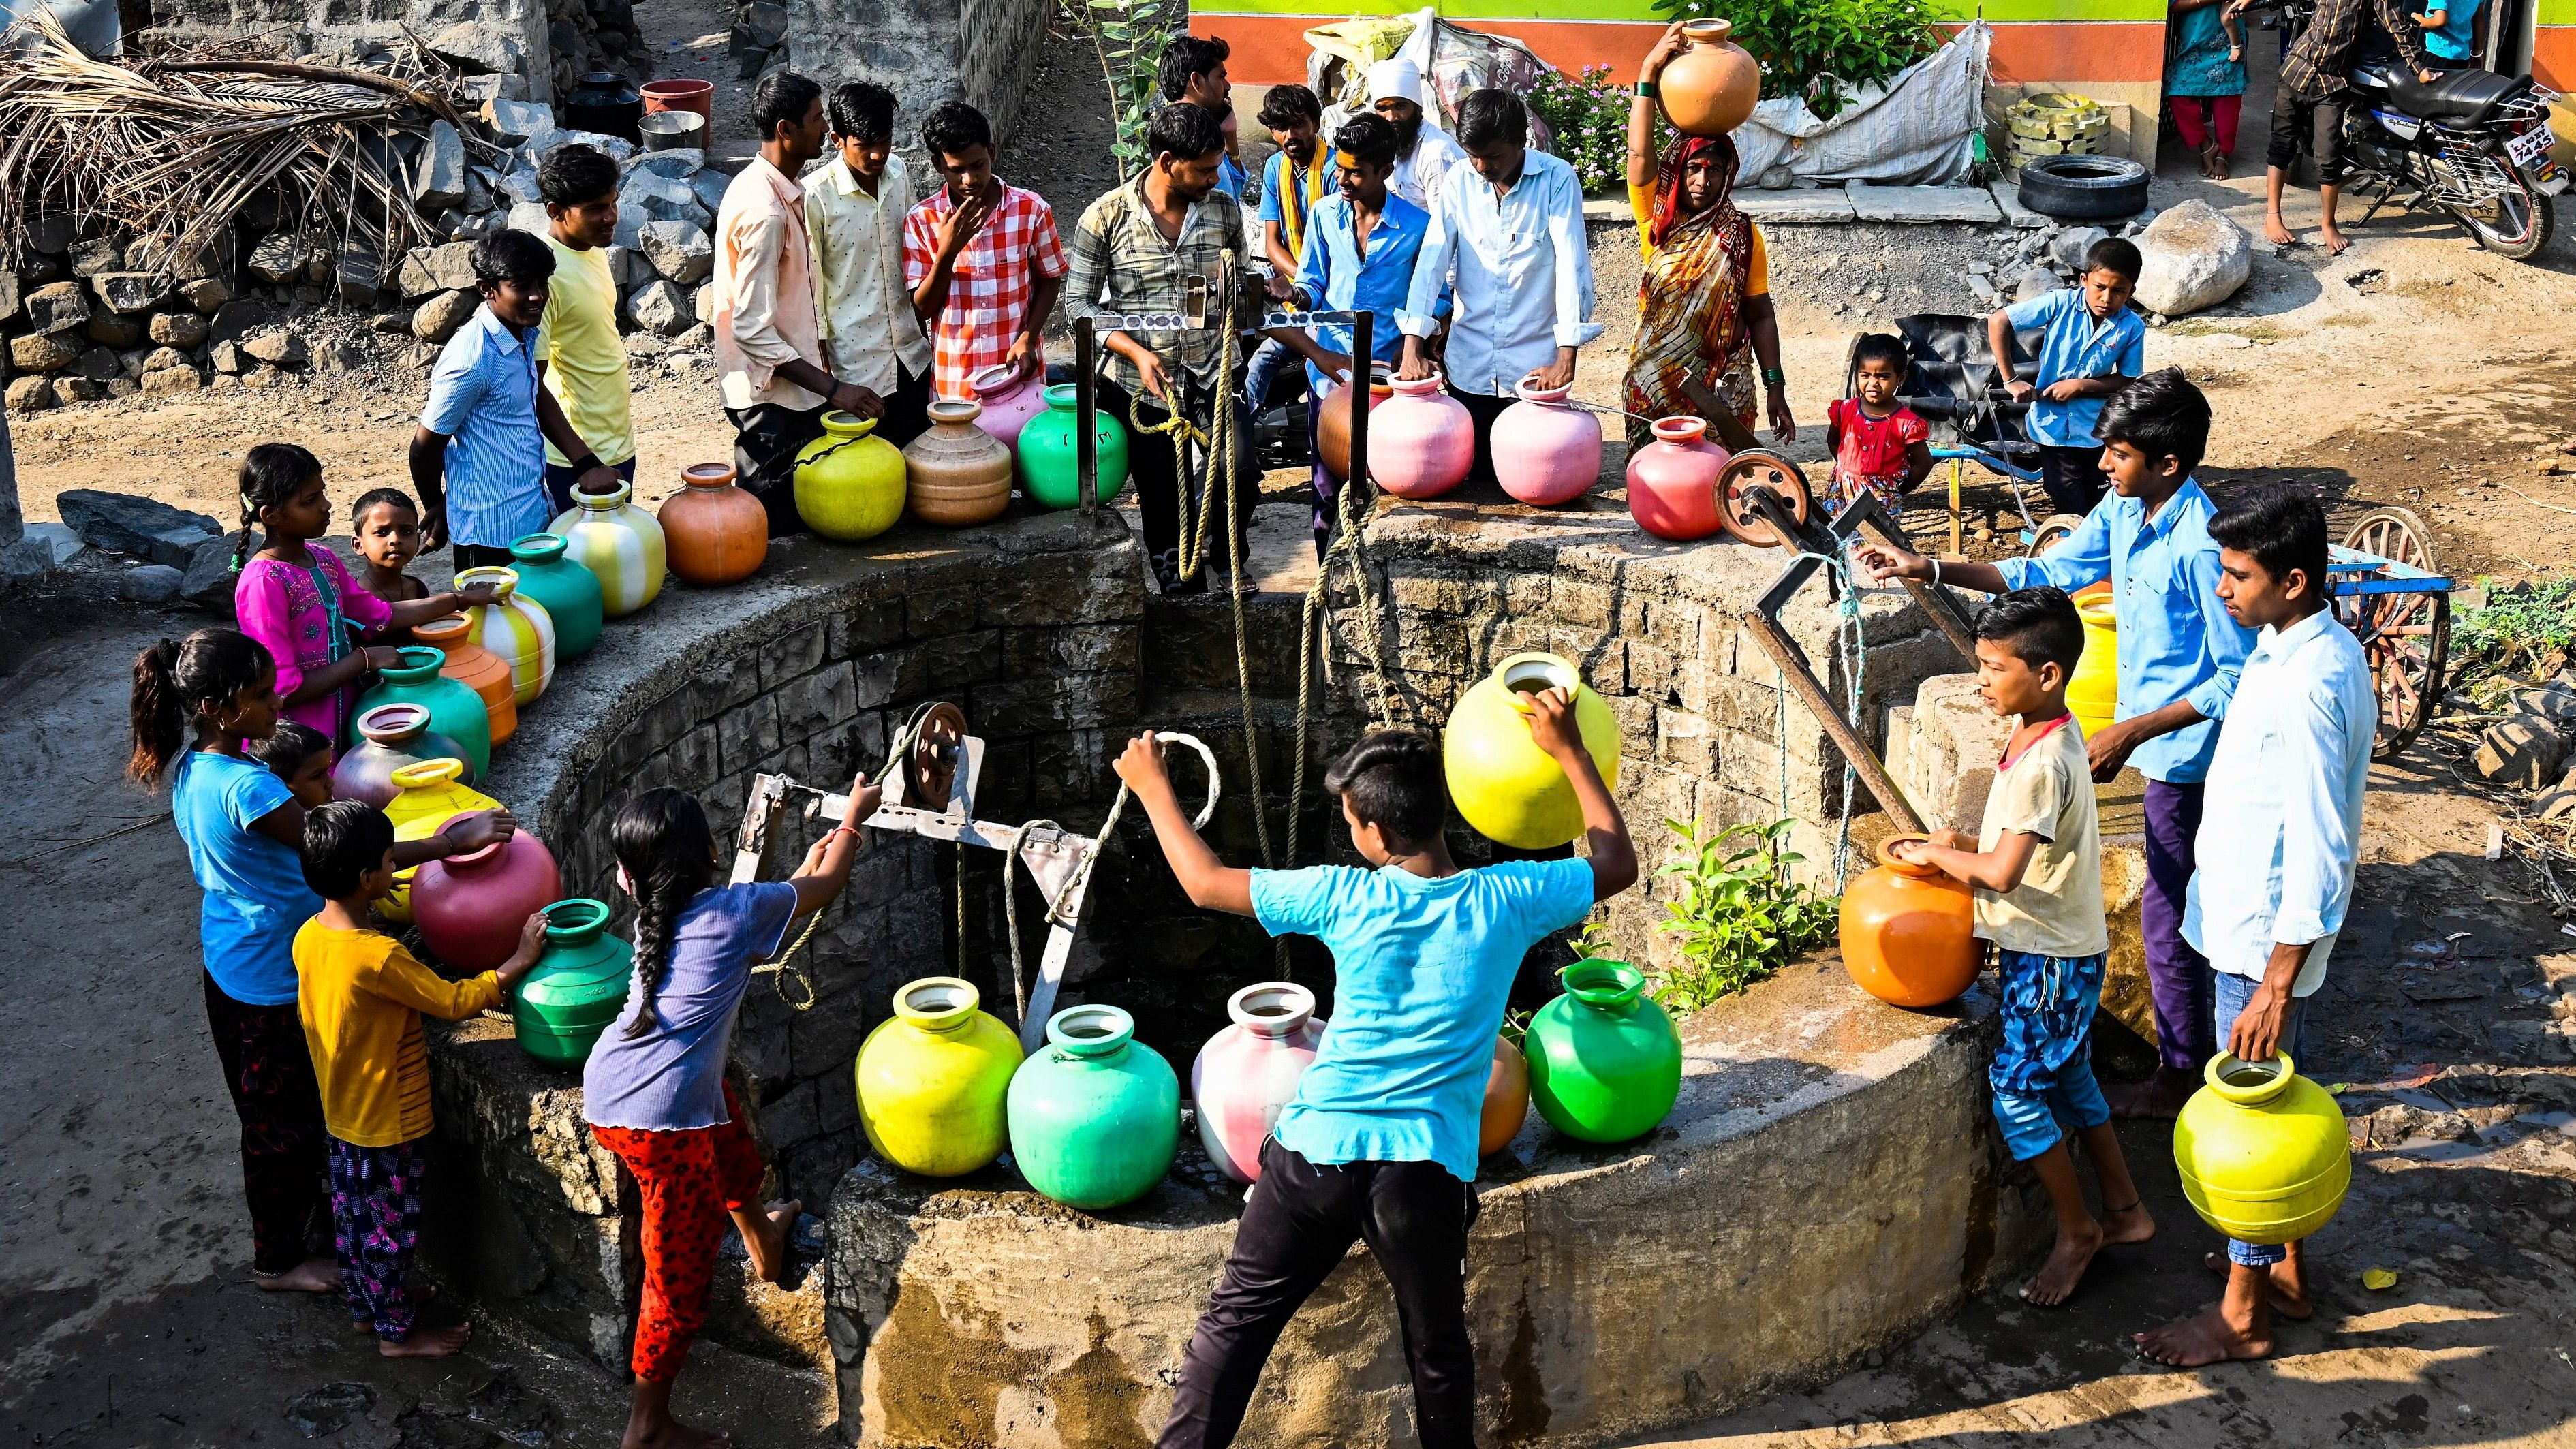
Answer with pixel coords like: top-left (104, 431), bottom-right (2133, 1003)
top-left (1736, 188), bottom-right (1857, 224)
top-left (1846, 183), bottom-right (2004, 224)
top-left (1989, 180), bottom-right (2049, 228)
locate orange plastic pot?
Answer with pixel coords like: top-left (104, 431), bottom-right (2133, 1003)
top-left (1837, 834), bottom-right (1980, 1008)
top-left (1480, 1035), bottom-right (1530, 1155)
top-left (659, 461), bottom-right (769, 587)
top-left (639, 78), bottom-right (713, 125)
top-left (413, 614), bottom-right (517, 746)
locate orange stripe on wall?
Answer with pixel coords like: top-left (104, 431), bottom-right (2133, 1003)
top-left (2535, 25), bottom-right (2576, 89)
top-left (1983, 22), bottom-right (2169, 84)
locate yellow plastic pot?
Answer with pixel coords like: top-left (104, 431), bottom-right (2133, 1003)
top-left (854, 976), bottom-right (1022, 1177)
top-left (2067, 582), bottom-right (2117, 741)
top-left (2173, 1052), bottom-right (2350, 1245)
top-left (794, 410), bottom-right (907, 542)
top-left (1442, 652), bottom-right (1619, 849)
top-left (377, 758), bottom-right (503, 924)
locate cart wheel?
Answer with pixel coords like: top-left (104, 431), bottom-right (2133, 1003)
top-left (2028, 513), bottom-right (2083, 557)
top-left (1716, 451), bottom-right (1812, 547)
top-left (2336, 506), bottom-right (2451, 762)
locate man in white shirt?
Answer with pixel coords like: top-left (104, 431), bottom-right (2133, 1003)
top-left (1394, 87), bottom-right (1601, 488)
top-left (1368, 59), bottom-right (1466, 213)
top-left (805, 81), bottom-right (935, 448)
top-left (2137, 484), bottom-right (2375, 1369)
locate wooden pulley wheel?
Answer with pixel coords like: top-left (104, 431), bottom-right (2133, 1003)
top-left (902, 701), bottom-right (969, 809)
top-left (1715, 451), bottom-right (1812, 547)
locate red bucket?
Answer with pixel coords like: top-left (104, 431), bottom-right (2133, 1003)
top-left (640, 78), bottom-right (714, 125)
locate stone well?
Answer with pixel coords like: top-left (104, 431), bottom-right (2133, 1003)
top-left (418, 492), bottom-right (2045, 1434)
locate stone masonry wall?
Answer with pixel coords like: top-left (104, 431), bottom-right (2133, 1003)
top-left (145, 0), bottom-right (560, 103)
top-left (782, 0), bottom-right (1051, 170)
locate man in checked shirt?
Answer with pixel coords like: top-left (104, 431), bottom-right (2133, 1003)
top-left (2231, 0), bottom-right (2440, 253)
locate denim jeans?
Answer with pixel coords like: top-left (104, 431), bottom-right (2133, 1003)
top-left (2212, 969), bottom-right (2311, 1267)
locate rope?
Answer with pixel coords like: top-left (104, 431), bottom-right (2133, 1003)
top-left (1001, 817), bottom-right (1059, 1025)
top-left (1287, 422), bottom-right (1403, 870)
top-left (753, 910), bottom-right (822, 1011)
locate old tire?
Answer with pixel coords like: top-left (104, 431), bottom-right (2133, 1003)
top-left (2017, 155), bottom-right (2152, 221)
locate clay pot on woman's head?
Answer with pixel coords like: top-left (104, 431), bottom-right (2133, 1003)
top-left (1658, 19), bottom-right (1764, 137)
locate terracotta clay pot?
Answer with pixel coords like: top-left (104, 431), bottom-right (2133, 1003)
top-left (659, 461), bottom-right (769, 587)
top-left (1838, 835), bottom-right (1980, 1008)
top-left (1626, 416), bottom-right (1731, 540)
top-left (1658, 19), bottom-right (1764, 137)
top-left (335, 702), bottom-right (476, 807)
top-left (1491, 377), bottom-right (1603, 506)
top-left (903, 399), bottom-right (1013, 527)
top-left (412, 615), bottom-right (518, 747)
top-left (413, 830), bottom-right (563, 975)
top-left (967, 364), bottom-right (1048, 450)
top-left (1481, 1035), bottom-right (1531, 1155)
top-left (1371, 373), bottom-right (1474, 499)
top-left (1314, 365), bottom-right (1393, 483)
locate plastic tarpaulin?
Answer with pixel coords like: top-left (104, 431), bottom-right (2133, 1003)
top-left (1307, 8), bottom-right (1554, 154)
top-left (1731, 23), bottom-right (1989, 187)
top-left (2, 0), bottom-right (117, 57)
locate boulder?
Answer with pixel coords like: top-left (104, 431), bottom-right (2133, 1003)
top-left (121, 564), bottom-right (185, 604)
top-left (428, 22), bottom-right (524, 76)
top-left (626, 149), bottom-right (704, 181)
top-left (209, 297), bottom-right (283, 347)
top-left (495, 163), bottom-right (546, 206)
top-left (484, 97), bottom-right (556, 144)
top-left (621, 172), bottom-right (704, 226)
top-left (117, 345), bottom-right (152, 378)
top-left (141, 366), bottom-right (205, 398)
top-left (57, 377), bottom-right (108, 403)
top-left (181, 278), bottom-right (230, 315)
top-left (10, 332), bottom-right (80, 373)
top-left (414, 289), bottom-right (481, 343)
top-left (72, 347), bottom-right (119, 381)
top-left (241, 330), bottom-right (309, 367)
top-left (2012, 266), bottom-right (2063, 302)
top-left (149, 311), bottom-right (210, 349)
top-left (141, 345), bottom-right (192, 373)
top-left (371, 311), bottom-right (414, 335)
top-left (639, 220), bottom-right (713, 285)
top-left (315, 339), bottom-right (371, 371)
top-left (106, 378), bottom-right (139, 400)
top-left (239, 364), bottom-right (284, 390)
top-left (625, 279), bottom-right (692, 336)
top-left (416, 121), bottom-right (469, 212)
top-left (182, 531), bottom-right (255, 612)
top-left (400, 240), bottom-right (481, 298)
top-left (0, 271), bottom-right (20, 326)
top-left (2513, 679), bottom-right (2576, 726)
top-left (2131, 200), bottom-right (2251, 318)
top-left (2047, 225), bottom-right (2111, 272)
top-left (670, 322), bottom-right (713, 351)
top-left (508, 201), bottom-right (554, 236)
top-left (24, 213), bottom-right (76, 254)
top-left (248, 234), bottom-right (308, 285)
top-left (607, 245), bottom-right (654, 292)
top-left (69, 237), bottom-right (122, 277)
top-left (23, 522), bottom-right (86, 566)
top-left (623, 330), bottom-right (668, 358)
top-left (336, 248), bottom-right (384, 309)
top-left (2476, 713), bottom-right (2569, 790)
top-left (209, 341), bottom-right (247, 375)
top-left (689, 170), bottom-right (729, 216)
top-left (57, 489), bottom-right (224, 567)
top-left (5, 376), bottom-right (56, 414)
top-left (26, 281), bottom-right (90, 334)
top-left (537, 129), bottom-right (636, 165)
top-left (85, 311), bottom-right (142, 348)
top-left (92, 271), bottom-right (168, 313)
top-left (694, 283), bottom-right (717, 325)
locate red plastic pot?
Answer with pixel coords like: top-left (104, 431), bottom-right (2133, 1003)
top-left (640, 78), bottom-right (713, 125)
top-left (414, 831), bottom-right (564, 974)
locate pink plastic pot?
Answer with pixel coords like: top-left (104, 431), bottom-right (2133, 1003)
top-left (1626, 416), bottom-right (1731, 540)
top-left (1371, 373), bottom-right (1475, 499)
top-left (1190, 982), bottom-right (1329, 1183)
top-left (967, 364), bottom-right (1047, 450)
top-left (413, 832), bottom-right (563, 974)
top-left (1491, 377), bottom-right (1604, 506)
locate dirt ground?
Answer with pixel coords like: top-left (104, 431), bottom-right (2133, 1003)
top-left (11, 24), bottom-right (2576, 1445)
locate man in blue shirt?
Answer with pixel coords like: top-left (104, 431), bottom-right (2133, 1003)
top-left (410, 229), bottom-right (622, 569)
top-left (1859, 369), bottom-right (2253, 1119)
top-left (1991, 236), bottom-right (2146, 516)
top-left (1270, 114), bottom-right (1442, 559)
top-left (1160, 34), bottom-right (1248, 201)
top-left (1113, 709), bottom-right (1636, 1449)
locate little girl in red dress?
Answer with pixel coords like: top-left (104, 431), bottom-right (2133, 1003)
top-left (1827, 334), bottom-right (1933, 525)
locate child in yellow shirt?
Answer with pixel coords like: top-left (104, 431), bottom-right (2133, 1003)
top-left (294, 800), bottom-right (548, 1356)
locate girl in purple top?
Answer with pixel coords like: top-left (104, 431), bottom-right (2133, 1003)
top-left (231, 444), bottom-right (497, 747)
top-left (583, 772), bottom-right (875, 1449)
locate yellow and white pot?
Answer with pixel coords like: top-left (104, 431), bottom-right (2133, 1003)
top-left (548, 478), bottom-right (667, 617)
top-left (454, 566), bottom-right (557, 706)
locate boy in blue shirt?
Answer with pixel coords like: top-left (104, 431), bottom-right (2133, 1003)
top-left (2415, 0), bottom-right (2483, 65)
top-left (1859, 369), bottom-right (2253, 1121)
top-left (1242, 84), bottom-right (1328, 425)
top-left (1115, 700), bottom-right (1636, 1449)
top-left (1989, 236), bottom-right (2146, 516)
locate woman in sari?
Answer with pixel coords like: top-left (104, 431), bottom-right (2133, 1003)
top-left (1623, 22), bottom-right (1795, 452)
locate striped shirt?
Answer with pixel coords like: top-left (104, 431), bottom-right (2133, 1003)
top-left (2282, 0), bottom-right (2428, 98)
top-left (1066, 176), bottom-right (1250, 396)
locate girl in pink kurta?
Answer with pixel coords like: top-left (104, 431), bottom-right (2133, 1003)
top-left (231, 444), bottom-right (497, 747)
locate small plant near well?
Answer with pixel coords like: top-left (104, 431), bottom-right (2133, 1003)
top-left (1058, 0), bottom-right (1183, 176)
top-left (2453, 576), bottom-right (2576, 703)
top-left (1648, 817), bottom-right (1838, 1014)
top-left (1530, 65), bottom-right (1651, 194)
top-left (1649, 0), bottom-right (1943, 119)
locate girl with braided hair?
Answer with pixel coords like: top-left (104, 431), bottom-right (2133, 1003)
top-left (583, 771), bottom-right (875, 1449)
top-left (231, 443), bottom-right (499, 749)
top-left (131, 627), bottom-right (513, 1296)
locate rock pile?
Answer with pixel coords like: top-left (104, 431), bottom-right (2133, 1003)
top-left (2475, 673), bottom-right (2576, 817)
top-left (18, 489), bottom-right (260, 610)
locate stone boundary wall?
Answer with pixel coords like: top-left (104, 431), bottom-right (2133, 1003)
top-left (783, 0), bottom-right (1053, 172)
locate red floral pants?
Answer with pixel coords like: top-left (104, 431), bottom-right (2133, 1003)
top-left (592, 1083), bottom-right (766, 1382)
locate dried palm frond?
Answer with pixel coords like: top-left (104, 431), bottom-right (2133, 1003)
top-left (0, 10), bottom-right (491, 283)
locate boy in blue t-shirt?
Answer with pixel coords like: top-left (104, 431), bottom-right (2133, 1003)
top-left (1115, 698), bottom-right (1636, 1449)
top-left (1990, 236), bottom-right (2146, 516)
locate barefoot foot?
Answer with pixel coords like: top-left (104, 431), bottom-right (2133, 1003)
top-left (2021, 1217), bottom-right (2105, 1306)
top-left (2264, 215), bottom-right (2297, 246)
top-left (742, 1199), bottom-right (803, 1286)
top-left (2135, 1303), bottom-right (2274, 1366)
top-left (2321, 225), bottom-right (2352, 255)
top-left (2102, 1199), bottom-right (2157, 1247)
top-left (2201, 1251), bottom-right (2312, 1318)
top-left (254, 1256), bottom-right (339, 1293)
top-left (379, 1321), bottom-right (472, 1358)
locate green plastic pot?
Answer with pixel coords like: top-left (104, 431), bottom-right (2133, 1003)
top-left (1525, 959), bottom-right (1682, 1143)
top-left (1005, 1004), bottom-right (1178, 1209)
top-left (508, 533), bottom-right (605, 661)
top-left (354, 646), bottom-right (493, 778)
top-left (1015, 384), bottom-right (1131, 510)
top-left (513, 897), bottom-right (635, 1067)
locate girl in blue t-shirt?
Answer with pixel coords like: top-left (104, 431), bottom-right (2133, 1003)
top-left (130, 627), bottom-right (511, 1295)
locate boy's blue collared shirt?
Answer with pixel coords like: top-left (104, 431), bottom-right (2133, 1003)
top-left (1292, 191), bottom-right (1441, 392)
top-left (419, 302), bottom-right (552, 549)
top-left (2002, 287), bottom-right (2146, 448)
top-left (1996, 478), bottom-right (2254, 784)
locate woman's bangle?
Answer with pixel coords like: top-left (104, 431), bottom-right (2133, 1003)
top-left (827, 824), bottom-right (863, 843)
top-left (1762, 366), bottom-right (1786, 386)
top-left (1634, 80), bottom-right (1658, 98)
top-left (1929, 558), bottom-right (1943, 587)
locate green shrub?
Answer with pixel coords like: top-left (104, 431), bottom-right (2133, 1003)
top-left (1530, 65), bottom-right (1648, 194)
top-left (1645, 817), bottom-right (1839, 1014)
top-left (1651, 0), bottom-right (1945, 119)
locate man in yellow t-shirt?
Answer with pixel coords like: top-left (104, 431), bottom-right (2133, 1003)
top-left (534, 144), bottom-right (638, 516)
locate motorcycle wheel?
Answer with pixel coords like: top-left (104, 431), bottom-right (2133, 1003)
top-left (2448, 171), bottom-right (2555, 260)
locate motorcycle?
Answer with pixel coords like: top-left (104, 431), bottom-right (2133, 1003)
top-left (2241, 0), bottom-right (2565, 259)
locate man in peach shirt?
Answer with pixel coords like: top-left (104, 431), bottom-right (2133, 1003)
top-left (715, 70), bottom-right (881, 535)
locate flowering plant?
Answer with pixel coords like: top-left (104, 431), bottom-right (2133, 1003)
top-left (1530, 65), bottom-right (1656, 195)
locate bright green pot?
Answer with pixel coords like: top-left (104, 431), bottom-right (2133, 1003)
top-left (513, 898), bottom-right (635, 1067)
top-left (1005, 1004), bottom-right (1178, 1210)
top-left (1524, 959), bottom-right (1683, 1143)
top-left (1015, 384), bottom-right (1131, 510)
top-left (508, 533), bottom-right (605, 660)
top-left (354, 646), bottom-right (492, 778)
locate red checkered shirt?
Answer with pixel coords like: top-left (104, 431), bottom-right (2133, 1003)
top-left (901, 183), bottom-right (1069, 400)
